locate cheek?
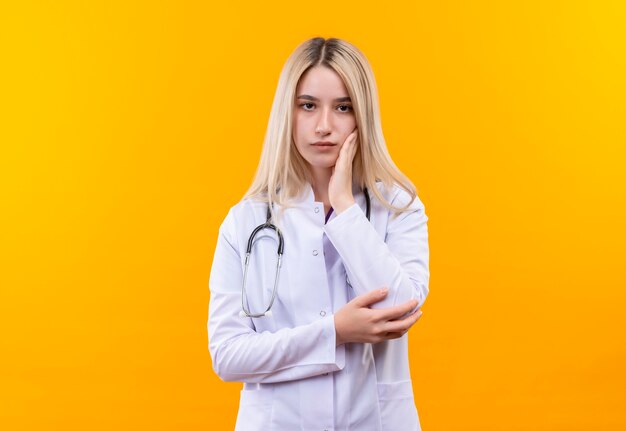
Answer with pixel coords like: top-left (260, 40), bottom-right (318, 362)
top-left (293, 118), bottom-right (313, 145)
top-left (340, 128), bottom-right (355, 145)
top-left (337, 119), bottom-right (356, 139)
top-left (292, 114), bottom-right (305, 137)
top-left (291, 121), bottom-right (301, 145)
top-left (344, 118), bottom-right (357, 133)
top-left (293, 126), bottom-right (304, 147)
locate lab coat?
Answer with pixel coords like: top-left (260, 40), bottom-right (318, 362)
top-left (208, 181), bottom-right (430, 431)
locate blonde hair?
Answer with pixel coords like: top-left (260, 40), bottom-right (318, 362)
top-left (243, 37), bottom-right (417, 222)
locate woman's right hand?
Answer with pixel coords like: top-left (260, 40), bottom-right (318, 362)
top-left (334, 288), bottom-right (423, 346)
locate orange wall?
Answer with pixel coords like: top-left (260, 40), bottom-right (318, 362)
top-left (1, 1), bottom-right (625, 429)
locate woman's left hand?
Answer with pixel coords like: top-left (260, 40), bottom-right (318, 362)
top-left (329, 127), bottom-right (358, 213)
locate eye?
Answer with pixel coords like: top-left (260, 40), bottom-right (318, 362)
top-left (337, 104), bottom-right (353, 113)
top-left (299, 103), bottom-right (315, 111)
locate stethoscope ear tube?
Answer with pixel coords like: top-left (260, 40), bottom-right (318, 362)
top-left (364, 187), bottom-right (371, 221)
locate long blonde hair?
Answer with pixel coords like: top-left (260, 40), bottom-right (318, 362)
top-left (243, 37), bottom-right (418, 222)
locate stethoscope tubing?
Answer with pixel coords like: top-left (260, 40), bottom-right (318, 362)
top-left (240, 188), bottom-right (371, 318)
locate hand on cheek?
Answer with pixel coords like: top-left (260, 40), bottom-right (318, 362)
top-left (329, 127), bottom-right (358, 213)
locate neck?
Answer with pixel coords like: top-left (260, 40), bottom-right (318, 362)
top-left (309, 166), bottom-right (332, 205)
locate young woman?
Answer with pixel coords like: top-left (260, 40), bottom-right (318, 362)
top-left (208, 37), bottom-right (430, 430)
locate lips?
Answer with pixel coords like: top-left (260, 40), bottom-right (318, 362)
top-left (312, 141), bottom-right (336, 146)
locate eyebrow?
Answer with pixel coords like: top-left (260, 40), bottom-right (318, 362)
top-left (296, 94), bottom-right (352, 103)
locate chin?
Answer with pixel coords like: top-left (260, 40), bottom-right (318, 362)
top-left (305, 157), bottom-right (338, 170)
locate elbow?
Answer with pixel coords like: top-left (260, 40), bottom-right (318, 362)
top-left (214, 368), bottom-right (239, 383)
top-left (414, 279), bottom-right (429, 309)
top-left (210, 354), bottom-right (228, 381)
top-left (403, 277), bottom-right (428, 314)
top-left (212, 360), bottom-right (262, 384)
top-left (210, 338), bottom-right (263, 383)
top-left (211, 354), bottom-right (236, 382)
top-left (210, 342), bottom-right (239, 382)
top-left (398, 272), bottom-right (430, 305)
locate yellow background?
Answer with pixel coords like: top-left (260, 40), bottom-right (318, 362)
top-left (1, 1), bottom-right (625, 429)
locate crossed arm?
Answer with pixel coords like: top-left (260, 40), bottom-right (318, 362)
top-left (208, 191), bottom-right (429, 383)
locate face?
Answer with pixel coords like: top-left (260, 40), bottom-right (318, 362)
top-left (292, 66), bottom-right (357, 171)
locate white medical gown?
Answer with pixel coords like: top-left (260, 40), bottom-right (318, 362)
top-left (208, 182), bottom-right (430, 430)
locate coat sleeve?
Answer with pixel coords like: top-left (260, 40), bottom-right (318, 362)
top-left (207, 209), bottom-right (346, 383)
top-left (323, 187), bottom-right (430, 312)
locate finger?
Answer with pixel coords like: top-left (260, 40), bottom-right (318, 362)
top-left (343, 132), bottom-right (358, 164)
top-left (383, 309), bottom-right (423, 333)
top-left (342, 131), bottom-right (357, 153)
top-left (334, 136), bottom-right (352, 168)
top-left (374, 329), bottom-right (407, 343)
top-left (388, 330), bottom-right (410, 340)
top-left (348, 133), bottom-right (357, 155)
top-left (352, 288), bottom-right (389, 308)
top-left (349, 130), bottom-right (358, 148)
top-left (384, 331), bottom-right (406, 340)
top-left (376, 298), bottom-right (420, 321)
top-left (341, 132), bottom-right (356, 154)
top-left (350, 129), bottom-right (358, 141)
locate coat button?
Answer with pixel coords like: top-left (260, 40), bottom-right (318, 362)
top-left (312, 250), bottom-right (318, 256)
top-left (314, 207), bottom-right (320, 213)
top-left (320, 310), bottom-right (326, 316)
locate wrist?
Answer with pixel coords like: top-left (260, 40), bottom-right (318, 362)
top-left (334, 314), bottom-right (345, 346)
top-left (332, 197), bottom-right (355, 214)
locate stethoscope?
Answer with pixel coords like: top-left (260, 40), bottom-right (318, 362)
top-left (240, 188), bottom-right (372, 318)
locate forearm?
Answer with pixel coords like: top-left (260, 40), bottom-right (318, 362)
top-left (325, 199), bottom-right (430, 310)
top-left (209, 294), bottom-right (345, 383)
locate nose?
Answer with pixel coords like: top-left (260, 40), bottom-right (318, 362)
top-left (315, 106), bottom-right (332, 135)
